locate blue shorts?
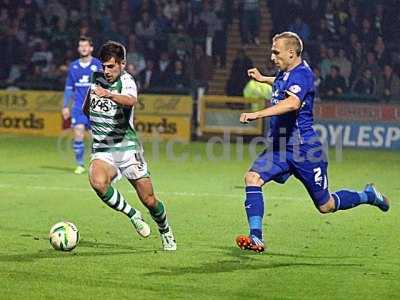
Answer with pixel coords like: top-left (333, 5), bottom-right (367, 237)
top-left (250, 143), bottom-right (330, 207)
top-left (71, 107), bottom-right (90, 128)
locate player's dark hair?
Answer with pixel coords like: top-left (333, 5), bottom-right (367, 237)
top-left (99, 41), bottom-right (126, 63)
top-left (273, 31), bottom-right (303, 56)
top-left (79, 36), bottom-right (93, 46)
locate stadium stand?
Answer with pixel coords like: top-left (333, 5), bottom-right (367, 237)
top-left (1, 0), bottom-right (399, 102)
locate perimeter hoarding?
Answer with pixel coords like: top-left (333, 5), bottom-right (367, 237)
top-left (313, 102), bottom-right (400, 149)
top-left (0, 90), bottom-right (63, 137)
top-left (200, 95), bottom-right (264, 135)
top-left (0, 91), bottom-right (193, 141)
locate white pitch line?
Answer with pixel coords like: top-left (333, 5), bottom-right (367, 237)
top-left (0, 183), bottom-right (295, 200)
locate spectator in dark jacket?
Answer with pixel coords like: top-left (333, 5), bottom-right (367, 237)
top-left (168, 60), bottom-right (190, 90)
top-left (138, 59), bottom-right (160, 91)
top-left (226, 49), bottom-right (253, 96)
top-left (158, 51), bottom-right (174, 87)
top-left (376, 65), bottom-right (400, 103)
top-left (352, 68), bottom-right (376, 96)
top-left (323, 65), bottom-right (347, 98)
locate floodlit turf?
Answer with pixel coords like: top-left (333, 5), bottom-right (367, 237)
top-left (0, 135), bottom-right (399, 299)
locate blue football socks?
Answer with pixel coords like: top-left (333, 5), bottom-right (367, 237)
top-left (245, 186), bottom-right (264, 240)
top-left (73, 139), bottom-right (85, 166)
top-left (332, 189), bottom-right (374, 211)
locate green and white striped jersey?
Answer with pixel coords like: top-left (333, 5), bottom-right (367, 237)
top-left (89, 71), bottom-right (141, 153)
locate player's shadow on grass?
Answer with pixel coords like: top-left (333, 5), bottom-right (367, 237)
top-left (0, 250), bottom-right (142, 262)
top-left (144, 246), bottom-right (363, 276)
top-left (145, 260), bottom-right (363, 276)
top-left (40, 165), bottom-right (74, 173)
top-left (217, 246), bottom-right (359, 260)
top-left (0, 170), bottom-right (43, 175)
top-left (0, 238), bottom-right (152, 262)
top-left (144, 258), bottom-right (363, 277)
top-left (22, 234), bottom-right (144, 251)
top-left (78, 239), bottom-right (153, 251)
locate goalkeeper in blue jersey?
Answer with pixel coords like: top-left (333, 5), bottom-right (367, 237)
top-left (62, 36), bottom-right (102, 174)
top-left (236, 32), bottom-right (390, 253)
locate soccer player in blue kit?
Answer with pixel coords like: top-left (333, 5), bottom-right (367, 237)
top-left (236, 32), bottom-right (390, 253)
top-left (62, 36), bottom-right (102, 174)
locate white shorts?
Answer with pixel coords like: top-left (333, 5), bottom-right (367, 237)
top-left (90, 149), bottom-right (149, 182)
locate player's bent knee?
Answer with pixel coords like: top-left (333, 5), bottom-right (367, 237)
top-left (318, 206), bottom-right (331, 214)
top-left (73, 126), bottom-right (85, 140)
top-left (74, 131), bottom-right (84, 140)
top-left (141, 192), bottom-right (157, 208)
top-left (318, 197), bottom-right (336, 214)
top-left (89, 176), bottom-right (109, 195)
top-left (75, 133), bottom-right (84, 140)
top-left (244, 172), bottom-right (263, 186)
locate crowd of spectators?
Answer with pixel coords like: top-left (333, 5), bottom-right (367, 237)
top-left (2, 0), bottom-right (400, 103)
top-left (0, 0), bottom-right (231, 95)
top-left (270, 0), bottom-right (400, 102)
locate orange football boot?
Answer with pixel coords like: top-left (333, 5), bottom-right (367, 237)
top-left (236, 235), bottom-right (265, 253)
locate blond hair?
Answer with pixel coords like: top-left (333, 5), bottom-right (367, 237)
top-left (272, 31), bottom-right (303, 56)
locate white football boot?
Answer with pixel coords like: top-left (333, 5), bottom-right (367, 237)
top-left (161, 227), bottom-right (177, 251)
top-left (131, 211), bottom-right (151, 238)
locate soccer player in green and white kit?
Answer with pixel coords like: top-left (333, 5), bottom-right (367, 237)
top-left (83, 41), bottom-right (176, 250)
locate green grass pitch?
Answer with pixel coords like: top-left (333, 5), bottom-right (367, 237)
top-left (0, 135), bottom-right (399, 299)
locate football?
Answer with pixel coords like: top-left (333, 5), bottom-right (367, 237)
top-left (49, 221), bottom-right (79, 251)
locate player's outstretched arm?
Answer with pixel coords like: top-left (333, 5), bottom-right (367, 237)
top-left (240, 95), bottom-right (301, 123)
top-left (93, 86), bottom-right (137, 107)
top-left (247, 68), bottom-right (275, 86)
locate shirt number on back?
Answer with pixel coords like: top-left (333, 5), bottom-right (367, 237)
top-left (313, 167), bottom-right (322, 186)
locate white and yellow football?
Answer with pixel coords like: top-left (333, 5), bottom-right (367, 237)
top-left (49, 221), bottom-right (79, 251)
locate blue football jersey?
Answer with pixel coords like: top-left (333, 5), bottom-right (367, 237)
top-left (268, 60), bottom-right (318, 146)
top-left (65, 58), bottom-right (102, 110)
